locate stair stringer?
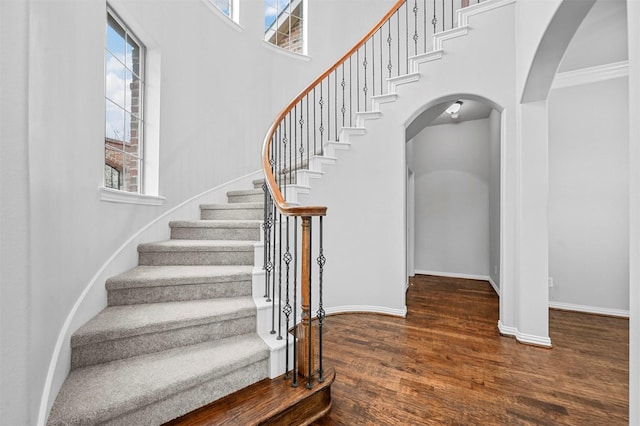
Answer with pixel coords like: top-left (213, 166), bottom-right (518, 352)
top-left (286, 0), bottom-right (519, 319)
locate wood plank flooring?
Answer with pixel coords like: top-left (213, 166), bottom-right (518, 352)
top-left (312, 274), bottom-right (629, 425)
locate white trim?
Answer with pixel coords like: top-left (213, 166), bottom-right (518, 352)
top-left (487, 276), bottom-right (500, 296)
top-left (325, 305), bottom-right (407, 318)
top-left (98, 186), bottom-right (166, 206)
top-left (552, 61), bottom-right (628, 90)
top-left (498, 320), bottom-right (552, 347)
top-left (201, 0), bottom-right (243, 32)
top-left (457, 0), bottom-right (515, 27)
top-left (415, 269), bottom-right (488, 281)
top-left (415, 270), bottom-right (500, 296)
top-left (261, 40), bottom-right (311, 61)
top-left (549, 301), bottom-right (630, 318)
top-left (38, 169), bottom-right (263, 426)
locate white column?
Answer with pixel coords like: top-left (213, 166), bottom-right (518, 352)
top-left (515, 100), bottom-right (551, 346)
top-left (627, 0), bottom-right (639, 423)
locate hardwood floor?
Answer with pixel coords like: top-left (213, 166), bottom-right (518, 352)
top-left (312, 274), bottom-right (629, 425)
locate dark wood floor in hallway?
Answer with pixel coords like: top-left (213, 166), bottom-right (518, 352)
top-left (313, 274), bottom-right (629, 425)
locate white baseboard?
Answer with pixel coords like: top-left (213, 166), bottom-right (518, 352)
top-left (415, 270), bottom-right (500, 296)
top-left (549, 301), bottom-right (630, 318)
top-left (498, 320), bottom-right (552, 348)
top-left (325, 305), bottom-right (407, 318)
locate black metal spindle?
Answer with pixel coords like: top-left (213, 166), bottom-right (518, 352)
top-left (341, 64), bottom-right (346, 127)
top-left (432, 0), bottom-right (437, 33)
top-left (442, 0), bottom-right (445, 32)
top-left (379, 30), bottom-right (383, 94)
top-left (414, 0), bottom-right (419, 56)
top-left (356, 49), bottom-right (360, 112)
top-left (313, 88), bottom-right (317, 155)
top-left (306, 96), bottom-right (310, 162)
top-left (306, 219), bottom-right (313, 390)
top-left (319, 81), bottom-right (324, 148)
top-left (299, 102), bottom-right (304, 169)
top-left (316, 216), bottom-right (326, 382)
top-left (423, 0), bottom-right (427, 53)
top-left (387, 19), bottom-right (392, 78)
top-left (284, 216), bottom-right (292, 378)
top-left (405, 2), bottom-right (409, 73)
top-left (349, 56), bottom-right (353, 126)
top-left (277, 211), bottom-right (282, 339)
top-left (397, 11), bottom-right (400, 76)
top-left (327, 74), bottom-right (331, 143)
top-left (334, 69), bottom-right (338, 141)
top-left (372, 33), bottom-right (376, 98)
top-left (291, 217), bottom-right (298, 387)
top-left (363, 42), bottom-right (368, 112)
top-left (270, 199), bottom-right (277, 334)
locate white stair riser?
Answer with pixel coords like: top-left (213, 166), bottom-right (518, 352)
top-left (107, 279), bottom-right (252, 306)
top-left (227, 192), bottom-right (264, 203)
top-left (200, 207), bottom-right (264, 220)
top-left (139, 250), bottom-right (254, 266)
top-left (170, 226), bottom-right (261, 241)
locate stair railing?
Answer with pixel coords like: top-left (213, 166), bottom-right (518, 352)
top-left (261, 0), bottom-right (482, 389)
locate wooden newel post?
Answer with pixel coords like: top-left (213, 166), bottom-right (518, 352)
top-left (298, 216), bottom-right (314, 378)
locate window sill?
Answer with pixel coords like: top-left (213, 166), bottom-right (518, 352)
top-left (261, 40), bottom-right (310, 61)
top-left (99, 186), bottom-right (166, 206)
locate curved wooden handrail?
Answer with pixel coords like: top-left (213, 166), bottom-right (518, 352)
top-left (262, 0), bottom-right (406, 217)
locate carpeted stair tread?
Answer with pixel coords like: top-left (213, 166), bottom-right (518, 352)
top-left (169, 219), bottom-right (262, 228)
top-left (138, 239), bottom-right (256, 251)
top-left (199, 202), bottom-right (263, 210)
top-left (106, 265), bottom-right (253, 290)
top-left (47, 334), bottom-right (269, 426)
top-left (226, 189), bottom-right (263, 196)
top-left (71, 297), bottom-right (256, 347)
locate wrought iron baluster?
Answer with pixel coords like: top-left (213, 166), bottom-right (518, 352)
top-left (306, 96), bottom-right (310, 162)
top-left (387, 19), bottom-right (392, 78)
top-left (442, 0), bottom-right (445, 32)
top-left (327, 74), bottom-right (331, 144)
top-left (341, 64), bottom-right (346, 127)
top-left (319, 81), bottom-right (324, 148)
top-left (379, 29), bottom-right (383, 94)
top-left (316, 216), bottom-right (326, 382)
top-left (299, 102), bottom-right (305, 170)
top-left (334, 69), bottom-right (338, 141)
top-left (270, 200), bottom-right (277, 334)
top-left (432, 0), bottom-right (437, 33)
top-left (313, 88), bottom-right (317, 156)
top-left (397, 11), bottom-right (400, 76)
top-left (306, 218), bottom-right (313, 390)
top-left (363, 42), bottom-right (368, 112)
top-left (283, 216), bottom-right (292, 378)
top-left (291, 217), bottom-right (298, 387)
top-left (372, 33), bottom-right (376, 98)
top-left (423, 0), bottom-right (427, 53)
top-left (349, 56), bottom-right (353, 126)
top-left (413, 0), bottom-right (419, 56)
top-left (405, 2), bottom-right (409, 74)
top-left (356, 49), bottom-right (360, 112)
top-left (277, 211), bottom-right (282, 339)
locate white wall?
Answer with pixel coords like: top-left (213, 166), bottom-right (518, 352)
top-left (548, 76), bottom-right (629, 313)
top-left (412, 119), bottom-right (491, 277)
top-left (0, 0), bottom-right (397, 424)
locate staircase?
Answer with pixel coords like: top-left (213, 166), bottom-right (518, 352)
top-left (47, 186), bottom-right (275, 425)
top-left (47, 0), bottom-right (514, 423)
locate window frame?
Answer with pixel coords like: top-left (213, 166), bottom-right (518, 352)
top-left (264, 0), bottom-right (307, 55)
top-left (104, 7), bottom-right (146, 194)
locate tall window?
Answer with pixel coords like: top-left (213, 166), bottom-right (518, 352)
top-left (105, 10), bottom-right (145, 193)
top-left (264, 0), bottom-right (304, 54)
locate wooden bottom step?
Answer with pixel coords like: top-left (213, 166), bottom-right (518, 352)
top-left (164, 368), bottom-right (335, 426)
